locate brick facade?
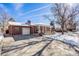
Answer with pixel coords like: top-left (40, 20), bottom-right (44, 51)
top-left (8, 25), bottom-right (53, 35)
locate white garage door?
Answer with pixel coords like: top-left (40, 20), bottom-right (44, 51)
top-left (22, 28), bottom-right (30, 35)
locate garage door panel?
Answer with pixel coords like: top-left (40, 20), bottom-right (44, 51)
top-left (22, 28), bottom-right (30, 35)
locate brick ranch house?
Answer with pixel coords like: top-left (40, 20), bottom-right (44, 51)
top-left (6, 22), bottom-right (54, 35)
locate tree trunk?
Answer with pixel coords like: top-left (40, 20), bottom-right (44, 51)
top-left (61, 23), bottom-right (64, 34)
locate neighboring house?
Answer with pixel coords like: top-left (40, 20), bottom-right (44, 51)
top-left (6, 22), bottom-right (53, 35)
top-left (54, 20), bottom-right (77, 32)
top-left (65, 20), bottom-right (76, 31)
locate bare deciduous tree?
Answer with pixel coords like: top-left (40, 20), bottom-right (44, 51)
top-left (51, 3), bottom-right (79, 34)
top-left (0, 7), bottom-right (10, 34)
top-left (66, 4), bottom-right (79, 31)
top-left (51, 3), bottom-right (69, 34)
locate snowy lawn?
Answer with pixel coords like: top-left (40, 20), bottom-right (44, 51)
top-left (45, 32), bottom-right (79, 46)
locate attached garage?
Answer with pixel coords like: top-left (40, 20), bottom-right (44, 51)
top-left (8, 23), bottom-right (31, 35)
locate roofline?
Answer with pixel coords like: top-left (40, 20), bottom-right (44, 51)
top-left (8, 22), bottom-right (52, 27)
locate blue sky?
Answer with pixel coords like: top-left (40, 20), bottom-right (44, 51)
top-left (0, 3), bottom-right (52, 24)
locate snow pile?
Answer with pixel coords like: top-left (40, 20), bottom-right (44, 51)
top-left (0, 33), bottom-right (4, 40)
top-left (50, 33), bottom-right (79, 46)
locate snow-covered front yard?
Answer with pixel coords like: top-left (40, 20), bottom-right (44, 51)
top-left (2, 32), bottom-right (79, 56)
top-left (45, 32), bottom-right (79, 46)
